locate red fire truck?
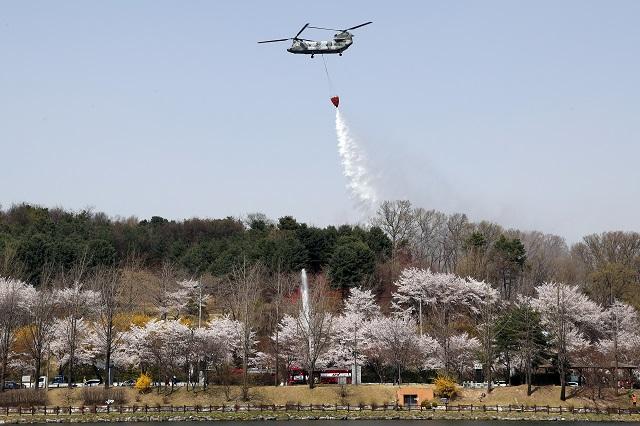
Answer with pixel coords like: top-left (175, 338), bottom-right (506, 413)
top-left (288, 368), bottom-right (351, 385)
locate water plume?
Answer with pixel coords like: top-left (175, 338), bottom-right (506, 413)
top-left (300, 268), bottom-right (310, 323)
top-left (335, 109), bottom-right (378, 214)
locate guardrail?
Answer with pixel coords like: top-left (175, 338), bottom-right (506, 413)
top-left (2, 403), bottom-right (640, 416)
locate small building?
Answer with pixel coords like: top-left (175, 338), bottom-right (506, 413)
top-left (396, 386), bottom-right (434, 407)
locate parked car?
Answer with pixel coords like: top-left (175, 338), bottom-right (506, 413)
top-left (3, 381), bottom-right (20, 390)
top-left (119, 379), bottom-right (135, 387)
top-left (567, 381), bottom-right (579, 387)
top-left (83, 378), bottom-right (102, 387)
top-left (494, 380), bottom-right (508, 387)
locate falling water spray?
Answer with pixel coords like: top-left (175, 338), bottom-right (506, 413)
top-left (300, 268), bottom-right (310, 323)
top-left (335, 109), bottom-right (378, 214)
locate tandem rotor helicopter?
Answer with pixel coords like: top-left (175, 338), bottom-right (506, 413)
top-left (258, 21), bottom-right (372, 58)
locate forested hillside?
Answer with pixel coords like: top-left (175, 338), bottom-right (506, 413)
top-left (1, 202), bottom-right (638, 308)
top-left (0, 204), bottom-right (390, 290)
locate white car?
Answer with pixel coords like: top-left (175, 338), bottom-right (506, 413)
top-left (567, 381), bottom-right (579, 387)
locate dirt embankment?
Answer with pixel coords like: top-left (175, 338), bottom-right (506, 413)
top-left (35, 384), bottom-right (638, 409)
top-left (45, 384), bottom-right (399, 407)
top-left (458, 385), bottom-right (635, 408)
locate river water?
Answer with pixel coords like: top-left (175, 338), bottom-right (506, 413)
top-left (67, 422), bottom-right (628, 426)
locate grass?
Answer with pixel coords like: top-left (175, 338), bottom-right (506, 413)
top-left (457, 385), bottom-right (635, 408)
top-left (44, 384), bottom-right (399, 407)
top-left (18, 384), bottom-right (639, 416)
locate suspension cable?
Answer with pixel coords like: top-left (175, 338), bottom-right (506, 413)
top-left (321, 54), bottom-right (335, 95)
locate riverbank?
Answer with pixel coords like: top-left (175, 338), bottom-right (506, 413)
top-left (39, 385), bottom-right (636, 409)
top-left (3, 409), bottom-right (640, 423)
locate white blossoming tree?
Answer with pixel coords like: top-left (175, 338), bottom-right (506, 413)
top-left (532, 282), bottom-right (602, 400)
top-left (0, 278), bottom-right (30, 390)
top-left (53, 282), bottom-right (99, 386)
top-left (393, 268), bottom-right (496, 376)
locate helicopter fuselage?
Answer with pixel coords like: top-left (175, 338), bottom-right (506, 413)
top-left (287, 33), bottom-right (353, 55)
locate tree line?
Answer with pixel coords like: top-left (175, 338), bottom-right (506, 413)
top-left (1, 265), bottom-right (638, 403)
top-left (1, 201), bottom-right (639, 402)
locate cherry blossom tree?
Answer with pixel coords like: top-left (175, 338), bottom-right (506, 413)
top-left (133, 319), bottom-right (190, 391)
top-left (532, 282), bottom-right (602, 400)
top-left (119, 324), bottom-right (153, 373)
top-left (448, 333), bottom-right (481, 379)
top-left (343, 287), bottom-right (381, 318)
top-left (272, 314), bottom-right (303, 383)
top-left (55, 282), bottom-right (99, 386)
top-left (0, 278), bottom-right (30, 391)
top-left (329, 288), bottom-right (380, 382)
top-left (196, 316), bottom-right (241, 369)
top-left (599, 300), bottom-right (640, 389)
top-left (364, 315), bottom-right (422, 384)
top-left (393, 268), bottom-right (495, 376)
top-left (20, 284), bottom-right (58, 384)
top-left (50, 317), bottom-right (94, 380)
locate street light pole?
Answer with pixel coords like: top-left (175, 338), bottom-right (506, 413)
top-left (353, 326), bottom-right (357, 386)
top-left (196, 280), bottom-right (203, 388)
top-left (419, 298), bottom-right (423, 337)
top-left (198, 281), bottom-right (202, 329)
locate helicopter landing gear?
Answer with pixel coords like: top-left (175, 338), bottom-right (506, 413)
top-left (311, 54), bottom-right (315, 58)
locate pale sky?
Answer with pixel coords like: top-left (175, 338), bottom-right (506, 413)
top-left (1, 1), bottom-right (639, 242)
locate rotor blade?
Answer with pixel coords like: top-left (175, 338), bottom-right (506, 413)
top-left (345, 21), bottom-right (372, 31)
top-left (295, 23), bottom-right (309, 39)
top-left (257, 38), bottom-right (290, 44)
top-left (308, 26), bottom-right (342, 31)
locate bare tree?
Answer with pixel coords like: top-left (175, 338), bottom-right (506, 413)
top-left (91, 267), bottom-right (123, 389)
top-left (297, 275), bottom-right (335, 389)
top-left (412, 208), bottom-right (447, 270)
top-left (155, 261), bottom-right (178, 320)
top-left (442, 213), bottom-right (470, 273)
top-left (267, 267), bottom-right (297, 386)
top-left (373, 200), bottom-right (415, 266)
top-left (220, 260), bottom-right (264, 400)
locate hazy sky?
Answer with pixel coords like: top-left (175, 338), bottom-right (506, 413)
top-left (2, 1), bottom-right (639, 243)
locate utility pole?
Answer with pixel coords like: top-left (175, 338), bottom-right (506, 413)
top-left (353, 326), bottom-right (358, 385)
top-left (197, 281), bottom-right (203, 386)
top-left (199, 282), bottom-right (202, 328)
top-left (419, 298), bottom-right (423, 336)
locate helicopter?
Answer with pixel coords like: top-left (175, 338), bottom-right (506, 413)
top-left (258, 22), bottom-right (372, 58)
